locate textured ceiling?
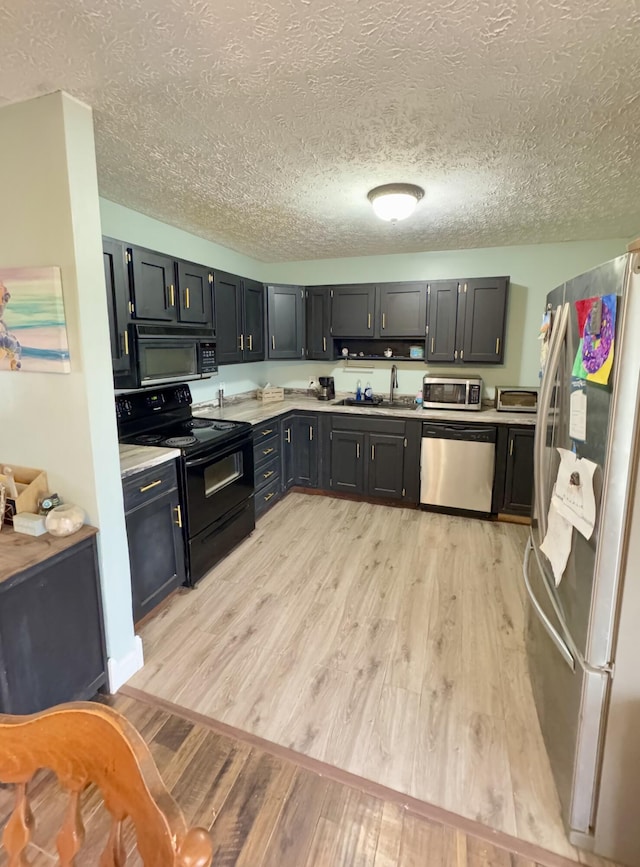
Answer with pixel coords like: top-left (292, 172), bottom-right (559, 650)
top-left (0, 0), bottom-right (639, 262)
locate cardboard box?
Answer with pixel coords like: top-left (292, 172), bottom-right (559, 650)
top-left (256, 387), bottom-right (285, 404)
top-left (0, 465), bottom-right (49, 525)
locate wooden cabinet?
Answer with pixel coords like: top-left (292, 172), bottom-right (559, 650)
top-left (493, 425), bottom-right (534, 516)
top-left (282, 414), bottom-right (319, 488)
top-left (266, 284), bottom-right (305, 359)
top-left (377, 283), bottom-right (427, 338)
top-left (426, 277), bottom-right (509, 364)
top-left (329, 430), bottom-right (366, 493)
top-left (306, 286), bottom-right (331, 359)
top-left (330, 285), bottom-right (376, 337)
top-left (123, 461), bottom-right (186, 624)
top-left (176, 260), bottom-right (213, 325)
top-left (367, 433), bottom-right (405, 499)
top-left (215, 271), bottom-right (266, 364)
top-left (129, 247), bottom-right (177, 321)
top-left (253, 420), bottom-right (282, 518)
top-left (0, 528), bottom-right (106, 714)
top-left (103, 237), bottom-right (131, 375)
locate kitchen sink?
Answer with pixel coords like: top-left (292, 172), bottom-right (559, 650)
top-left (332, 398), bottom-right (415, 410)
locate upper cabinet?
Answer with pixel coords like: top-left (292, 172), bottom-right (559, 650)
top-left (306, 286), bottom-right (332, 360)
top-left (266, 284), bottom-right (305, 359)
top-left (330, 285), bottom-right (376, 337)
top-left (426, 277), bottom-right (509, 364)
top-left (215, 271), bottom-right (266, 364)
top-left (103, 237), bottom-right (131, 375)
top-left (377, 283), bottom-right (427, 338)
top-left (176, 261), bottom-right (213, 326)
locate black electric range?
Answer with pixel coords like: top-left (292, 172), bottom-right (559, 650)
top-left (117, 384), bottom-right (255, 585)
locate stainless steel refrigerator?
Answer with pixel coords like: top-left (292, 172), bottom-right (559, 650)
top-left (523, 243), bottom-right (640, 865)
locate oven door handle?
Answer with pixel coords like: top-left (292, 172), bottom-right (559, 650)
top-left (185, 436), bottom-right (250, 468)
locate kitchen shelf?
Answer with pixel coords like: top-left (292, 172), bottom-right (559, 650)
top-left (339, 355), bottom-right (427, 362)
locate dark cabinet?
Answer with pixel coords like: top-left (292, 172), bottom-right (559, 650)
top-left (123, 462), bottom-right (186, 623)
top-left (329, 430), bottom-right (366, 493)
top-left (493, 425), bottom-right (534, 516)
top-left (426, 277), bottom-right (508, 364)
top-left (103, 237), bottom-right (131, 374)
top-left (176, 261), bottom-right (213, 325)
top-left (214, 271), bottom-right (265, 364)
top-left (377, 283), bottom-right (427, 338)
top-left (267, 284), bottom-right (305, 359)
top-left (306, 286), bottom-right (331, 359)
top-left (459, 277), bottom-right (509, 363)
top-left (282, 414), bottom-right (319, 488)
top-left (426, 280), bottom-right (459, 362)
top-left (0, 529), bottom-right (106, 714)
top-left (330, 285), bottom-right (376, 337)
top-left (129, 247), bottom-right (177, 321)
top-left (367, 433), bottom-right (405, 499)
top-left (254, 421), bottom-right (282, 517)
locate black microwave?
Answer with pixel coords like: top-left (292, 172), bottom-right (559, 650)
top-left (115, 324), bottom-right (217, 390)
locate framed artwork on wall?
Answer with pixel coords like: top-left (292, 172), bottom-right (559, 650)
top-left (0, 267), bottom-right (70, 374)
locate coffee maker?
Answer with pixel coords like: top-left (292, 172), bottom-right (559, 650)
top-left (317, 376), bottom-right (335, 401)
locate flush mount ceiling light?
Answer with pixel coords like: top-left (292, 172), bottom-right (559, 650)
top-left (367, 183), bottom-right (425, 222)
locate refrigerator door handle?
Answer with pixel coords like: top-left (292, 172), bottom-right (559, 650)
top-left (534, 302), bottom-right (570, 538)
top-left (523, 539), bottom-right (575, 670)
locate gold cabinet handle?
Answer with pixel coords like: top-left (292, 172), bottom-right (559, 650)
top-left (431, 337), bottom-right (435, 354)
top-left (454, 350), bottom-right (458, 360)
top-left (261, 429), bottom-right (273, 436)
top-left (185, 287), bottom-right (190, 309)
top-left (272, 335), bottom-right (276, 350)
top-left (174, 504), bottom-right (183, 528)
top-left (509, 438), bottom-right (514, 456)
top-left (263, 447), bottom-right (275, 456)
top-left (496, 337), bottom-right (501, 355)
top-left (240, 334), bottom-right (244, 351)
top-left (248, 334), bottom-right (253, 351)
top-left (356, 442), bottom-right (360, 459)
top-left (123, 330), bottom-right (129, 355)
top-left (323, 337), bottom-right (327, 352)
top-left (367, 313), bottom-right (371, 330)
top-left (381, 313), bottom-right (386, 329)
top-left (371, 444), bottom-right (375, 460)
top-left (286, 428), bottom-right (291, 443)
top-left (309, 426), bottom-right (313, 441)
top-left (139, 479), bottom-right (162, 493)
top-left (264, 492), bottom-right (275, 502)
top-left (169, 284), bottom-right (175, 306)
top-left (263, 470), bottom-right (274, 479)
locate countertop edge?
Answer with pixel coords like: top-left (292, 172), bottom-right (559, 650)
top-left (119, 445), bottom-right (181, 479)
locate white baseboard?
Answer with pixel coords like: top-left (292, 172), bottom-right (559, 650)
top-left (106, 635), bottom-right (144, 693)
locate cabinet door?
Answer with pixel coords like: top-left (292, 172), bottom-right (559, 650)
top-left (267, 284), bottom-right (304, 359)
top-left (126, 488), bottom-right (185, 624)
top-left (103, 238), bottom-right (131, 374)
top-left (329, 431), bottom-right (365, 493)
top-left (459, 277), bottom-right (509, 363)
top-left (214, 271), bottom-right (243, 364)
top-left (306, 286), bottom-right (331, 359)
top-left (330, 285), bottom-right (376, 337)
top-left (243, 279), bottom-right (266, 361)
top-left (367, 433), bottom-right (405, 499)
top-left (281, 418), bottom-right (295, 490)
top-left (176, 260), bottom-right (213, 325)
top-left (378, 283), bottom-right (427, 338)
top-left (503, 428), bottom-right (534, 515)
top-left (292, 415), bottom-right (319, 487)
top-left (426, 280), bottom-right (459, 362)
top-left (129, 247), bottom-right (177, 321)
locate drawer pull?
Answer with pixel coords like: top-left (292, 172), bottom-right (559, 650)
top-left (309, 426), bottom-right (313, 441)
top-left (185, 286), bottom-right (190, 309)
top-left (263, 447), bottom-right (275, 456)
top-left (169, 284), bottom-right (175, 307)
top-left (174, 504), bottom-right (183, 528)
top-left (381, 312), bottom-right (386, 329)
top-left (264, 492), bottom-right (275, 502)
top-left (367, 312), bottom-right (371, 330)
top-left (356, 442), bottom-right (360, 459)
top-left (285, 428), bottom-right (291, 443)
top-left (431, 337), bottom-right (435, 354)
top-left (371, 444), bottom-right (375, 460)
top-left (510, 438), bottom-right (514, 456)
top-left (272, 335), bottom-right (276, 350)
top-left (323, 337), bottom-right (327, 352)
top-left (248, 334), bottom-right (253, 351)
top-left (123, 330), bottom-right (129, 356)
top-left (263, 470), bottom-right (275, 479)
top-left (496, 337), bottom-right (501, 355)
top-left (139, 479), bottom-right (162, 493)
top-left (261, 429), bottom-right (273, 436)
top-left (240, 333), bottom-right (244, 351)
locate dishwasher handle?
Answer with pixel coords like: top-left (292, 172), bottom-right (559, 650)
top-left (421, 423), bottom-right (496, 443)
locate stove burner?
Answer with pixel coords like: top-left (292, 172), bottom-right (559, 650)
top-left (164, 436), bottom-right (198, 447)
top-left (210, 422), bottom-right (236, 431)
top-left (183, 418), bottom-right (214, 429)
top-left (136, 434), bottom-right (163, 445)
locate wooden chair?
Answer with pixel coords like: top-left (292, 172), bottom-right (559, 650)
top-left (0, 701), bottom-right (213, 866)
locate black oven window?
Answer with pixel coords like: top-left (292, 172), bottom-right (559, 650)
top-left (204, 453), bottom-right (243, 497)
top-left (430, 384), bottom-right (466, 404)
top-left (142, 346), bottom-right (197, 378)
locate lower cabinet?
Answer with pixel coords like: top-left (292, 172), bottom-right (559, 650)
top-left (493, 425), bottom-right (534, 516)
top-left (329, 430), bottom-right (366, 494)
top-left (253, 420), bottom-right (282, 517)
top-left (367, 433), bottom-right (405, 499)
top-left (123, 461), bottom-right (186, 624)
top-left (282, 413), bottom-right (320, 489)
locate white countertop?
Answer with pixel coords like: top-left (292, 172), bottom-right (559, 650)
top-left (119, 444), bottom-right (181, 479)
top-left (193, 395), bottom-right (537, 427)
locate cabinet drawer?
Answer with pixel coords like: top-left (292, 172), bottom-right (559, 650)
top-left (254, 434), bottom-right (280, 469)
top-left (255, 477), bottom-right (281, 518)
top-left (255, 455), bottom-right (280, 493)
top-left (254, 421), bottom-right (280, 442)
top-left (330, 415), bottom-right (406, 436)
top-left (123, 461), bottom-right (178, 512)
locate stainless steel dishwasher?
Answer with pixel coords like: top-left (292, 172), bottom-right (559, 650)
top-left (420, 423), bottom-right (497, 513)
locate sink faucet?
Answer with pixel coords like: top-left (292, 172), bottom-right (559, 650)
top-left (389, 364), bottom-right (398, 404)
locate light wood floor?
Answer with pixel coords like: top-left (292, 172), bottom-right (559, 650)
top-left (128, 494), bottom-right (583, 861)
top-left (0, 695), bottom-right (609, 867)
